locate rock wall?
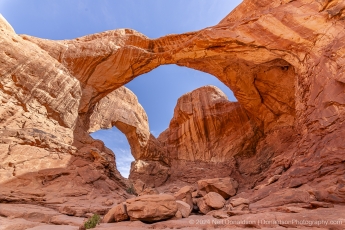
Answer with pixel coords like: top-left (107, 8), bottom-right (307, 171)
top-left (158, 85), bottom-right (258, 163)
top-left (1, 0), bottom-right (345, 215)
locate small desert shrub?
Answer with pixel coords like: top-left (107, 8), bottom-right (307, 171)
top-left (83, 214), bottom-right (101, 229)
top-left (126, 183), bottom-right (136, 195)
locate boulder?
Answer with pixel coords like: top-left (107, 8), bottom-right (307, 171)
top-left (103, 203), bottom-right (128, 223)
top-left (174, 186), bottom-right (194, 200)
top-left (174, 186), bottom-right (193, 210)
top-left (204, 192), bottom-right (225, 209)
top-left (196, 198), bottom-right (212, 214)
top-left (197, 177), bottom-right (238, 199)
top-left (113, 203), bottom-right (129, 222)
top-left (126, 194), bottom-right (177, 223)
top-left (175, 200), bottom-right (191, 218)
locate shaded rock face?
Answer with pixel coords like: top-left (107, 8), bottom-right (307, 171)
top-left (198, 177), bottom-right (238, 200)
top-left (88, 86), bottom-right (168, 163)
top-left (0, 0), bottom-right (345, 219)
top-left (129, 160), bottom-right (170, 188)
top-left (88, 86), bottom-right (150, 160)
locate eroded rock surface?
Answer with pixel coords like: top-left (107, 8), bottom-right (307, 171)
top-left (158, 86), bottom-right (258, 163)
top-left (126, 194), bottom-right (178, 223)
top-left (1, 0), bottom-right (345, 228)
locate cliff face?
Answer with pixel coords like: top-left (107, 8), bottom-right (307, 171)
top-left (1, 0), bottom-right (345, 217)
top-left (158, 86), bottom-right (258, 163)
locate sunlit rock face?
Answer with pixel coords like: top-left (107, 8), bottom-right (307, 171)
top-left (158, 85), bottom-right (258, 163)
top-left (1, 0), bottom-right (345, 219)
top-left (0, 15), bottom-right (130, 215)
top-left (0, 15), bottom-right (79, 184)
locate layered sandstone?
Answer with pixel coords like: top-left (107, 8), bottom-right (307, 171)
top-left (0, 0), bottom-right (345, 227)
top-left (158, 86), bottom-right (258, 163)
top-left (0, 17), bottom-right (139, 214)
top-left (88, 86), bottom-right (167, 163)
top-left (130, 85), bottom-right (262, 186)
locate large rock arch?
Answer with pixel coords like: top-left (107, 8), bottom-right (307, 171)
top-left (1, 0), bottom-right (345, 215)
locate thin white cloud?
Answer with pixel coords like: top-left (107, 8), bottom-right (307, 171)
top-left (114, 148), bottom-right (134, 178)
top-left (91, 127), bottom-right (134, 178)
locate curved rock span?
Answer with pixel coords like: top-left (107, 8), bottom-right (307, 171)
top-left (1, 0), bottom-right (345, 228)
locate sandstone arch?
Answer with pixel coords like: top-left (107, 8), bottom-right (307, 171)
top-left (87, 86), bottom-right (169, 165)
top-left (1, 0), bottom-right (345, 215)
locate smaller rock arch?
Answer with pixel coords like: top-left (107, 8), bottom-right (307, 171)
top-left (88, 86), bottom-right (169, 165)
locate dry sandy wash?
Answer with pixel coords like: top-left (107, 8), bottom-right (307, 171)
top-left (1, 0), bottom-right (345, 229)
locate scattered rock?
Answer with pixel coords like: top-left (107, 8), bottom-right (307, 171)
top-left (174, 186), bottom-right (193, 210)
top-left (196, 198), bottom-right (213, 214)
top-left (204, 192), bottom-right (225, 209)
top-left (174, 186), bottom-right (194, 200)
top-left (175, 200), bottom-right (191, 218)
top-left (197, 177), bottom-right (238, 199)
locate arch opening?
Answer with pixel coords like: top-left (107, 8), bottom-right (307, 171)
top-left (125, 64), bottom-right (237, 136)
top-left (90, 127), bottom-right (134, 178)
top-left (86, 58), bottom-right (297, 187)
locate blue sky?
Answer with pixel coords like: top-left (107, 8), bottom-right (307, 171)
top-left (1, 0), bottom-right (241, 177)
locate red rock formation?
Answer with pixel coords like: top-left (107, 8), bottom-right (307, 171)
top-left (158, 86), bottom-right (258, 163)
top-left (130, 85), bottom-right (261, 186)
top-left (0, 16), bottom-right (138, 214)
top-left (1, 0), bottom-right (345, 226)
top-left (88, 86), bottom-right (167, 162)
